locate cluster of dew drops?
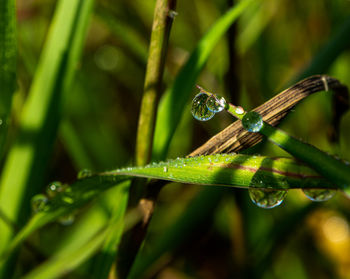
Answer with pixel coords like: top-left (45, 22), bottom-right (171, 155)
top-left (30, 169), bottom-right (92, 225)
top-left (191, 90), bottom-right (337, 209)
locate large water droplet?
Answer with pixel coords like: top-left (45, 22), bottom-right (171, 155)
top-left (248, 188), bottom-right (287, 209)
top-left (206, 95), bottom-right (226, 113)
top-left (242, 111), bottom-right (263, 132)
top-left (191, 93), bottom-right (215, 121)
top-left (77, 169), bottom-right (92, 179)
top-left (31, 194), bottom-right (49, 213)
top-left (302, 189), bottom-right (336, 202)
top-left (46, 181), bottom-right (63, 198)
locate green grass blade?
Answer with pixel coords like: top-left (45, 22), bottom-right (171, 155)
top-left (104, 154), bottom-right (336, 190)
top-left (0, 0), bottom-right (94, 275)
top-left (22, 227), bottom-right (110, 279)
top-left (0, 0), bottom-right (16, 158)
top-left (127, 187), bottom-right (223, 279)
top-left (0, 176), bottom-right (129, 262)
top-left (297, 15), bottom-right (350, 81)
top-left (152, 0), bottom-right (254, 161)
top-left (96, 7), bottom-right (148, 64)
top-left (2, 152), bottom-right (336, 261)
top-left (260, 123), bottom-right (350, 189)
top-left (90, 182), bottom-right (130, 278)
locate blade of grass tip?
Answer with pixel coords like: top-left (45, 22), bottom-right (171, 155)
top-left (152, 0), bottom-right (255, 161)
top-left (0, 0), bottom-right (94, 276)
top-left (0, 0), bottom-right (16, 159)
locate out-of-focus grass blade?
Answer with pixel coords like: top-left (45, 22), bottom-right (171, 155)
top-left (127, 187), bottom-right (223, 279)
top-left (0, 0), bottom-right (94, 275)
top-left (152, 0), bottom-right (254, 161)
top-left (1, 176), bottom-right (129, 262)
top-left (96, 7), bottom-right (148, 64)
top-left (0, 0), bottom-right (16, 158)
top-left (297, 15), bottom-right (350, 81)
top-left (22, 228), bottom-right (110, 279)
top-left (90, 182), bottom-right (130, 278)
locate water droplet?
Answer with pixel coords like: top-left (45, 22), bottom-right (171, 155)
top-left (163, 166), bottom-right (168, 172)
top-left (58, 214), bottom-right (75, 226)
top-left (77, 169), bottom-right (92, 179)
top-left (242, 111), bottom-right (263, 132)
top-left (46, 181), bottom-right (63, 198)
top-left (248, 188), bottom-right (287, 209)
top-left (206, 95), bottom-right (226, 113)
top-left (302, 189), bottom-right (336, 202)
top-left (31, 194), bottom-right (49, 213)
top-left (191, 93), bottom-right (215, 121)
top-left (235, 106), bottom-right (244, 115)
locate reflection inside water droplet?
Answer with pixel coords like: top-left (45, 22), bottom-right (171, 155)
top-left (46, 181), bottom-right (63, 198)
top-left (302, 189), bottom-right (336, 202)
top-left (191, 93), bottom-right (215, 121)
top-left (248, 188), bottom-right (287, 209)
top-left (31, 194), bottom-right (49, 213)
top-left (206, 95), bottom-right (226, 113)
top-left (242, 111), bottom-right (263, 132)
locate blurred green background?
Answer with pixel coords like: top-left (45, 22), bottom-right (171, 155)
top-left (5, 0), bottom-right (350, 278)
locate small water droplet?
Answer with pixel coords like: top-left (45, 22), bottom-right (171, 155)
top-left (302, 189), bottom-right (336, 202)
top-left (206, 95), bottom-right (226, 113)
top-left (0, 119), bottom-right (3, 126)
top-left (163, 166), bottom-right (168, 172)
top-left (235, 106), bottom-right (244, 115)
top-left (77, 169), bottom-right (92, 179)
top-left (46, 181), bottom-right (63, 198)
top-left (242, 111), bottom-right (263, 132)
top-left (58, 214), bottom-right (75, 226)
top-left (191, 93), bottom-right (215, 121)
top-left (248, 188), bottom-right (287, 209)
top-left (31, 194), bottom-right (49, 213)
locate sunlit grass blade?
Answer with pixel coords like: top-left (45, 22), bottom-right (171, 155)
top-left (2, 152), bottom-right (338, 261)
top-left (152, 0), bottom-right (255, 161)
top-left (0, 0), bottom-right (94, 275)
top-left (0, 0), bottom-right (16, 158)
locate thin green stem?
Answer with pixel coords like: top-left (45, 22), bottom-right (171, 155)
top-left (135, 0), bottom-right (176, 167)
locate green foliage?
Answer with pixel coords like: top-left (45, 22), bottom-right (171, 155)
top-left (1, 0), bottom-right (350, 278)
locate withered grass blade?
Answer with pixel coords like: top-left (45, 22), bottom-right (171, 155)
top-left (189, 75), bottom-right (349, 156)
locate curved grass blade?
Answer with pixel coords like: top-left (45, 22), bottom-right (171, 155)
top-left (152, 0), bottom-right (254, 161)
top-left (189, 75), bottom-right (349, 156)
top-left (0, 0), bottom-right (16, 158)
top-left (0, 0), bottom-right (95, 275)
